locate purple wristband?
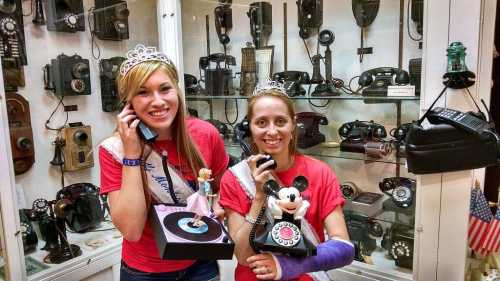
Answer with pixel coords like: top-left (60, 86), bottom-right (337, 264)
top-left (275, 238), bottom-right (355, 280)
top-left (122, 158), bottom-right (141, 166)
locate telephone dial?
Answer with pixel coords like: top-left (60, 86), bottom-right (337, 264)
top-left (99, 56), bottom-right (125, 112)
top-left (272, 71), bottom-right (310, 97)
top-left (247, 1), bottom-right (272, 48)
top-left (46, 0), bottom-right (85, 32)
top-left (379, 177), bottom-right (416, 208)
top-left (358, 67), bottom-right (410, 96)
top-left (19, 209), bottom-right (38, 253)
top-left (44, 53), bottom-right (91, 96)
top-left (296, 0), bottom-right (322, 39)
top-left (0, 0), bottom-right (27, 65)
top-left (296, 112), bottom-right (328, 149)
top-left (55, 183), bottom-right (105, 232)
top-left (60, 122), bottom-right (94, 171)
top-left (381, 223), bottom-right (414, 269)
top-left (6, 92), bottom-right (35, 175)
top-left (93, 0), bottom-right (129, 41)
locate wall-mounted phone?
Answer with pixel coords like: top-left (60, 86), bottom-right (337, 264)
top-left (44, 53), bottom-right (91, 96)
top-left (200, 53), bottom-right (236, 96)
top-left (2, 57), bottom-right (24, 92)
top-left (410, 0), bottom-right (423, 37)
top-left (272, 71), bottom-right (310, 97)
top-left (247, 1), bottom-right (272, 48)
top-left (351, 0), bottom-right (380, 62)
top-left (296, 0), bottom-right (323, 39)
top-left (214, 0), bottom-right (232, 46)
top-left (0, 0), bottom-right (27, 65)
top-left (296, 112), bottom-right (328, 149)
top-left (358, 67), bottom-right (409, 96)
top-left (6, 92), bottom-right (35, 175)
top-left (46, 0), bottom-right (85, 32)
top-left (99, 56), bottom-right (125, 112)
top-left (93, 0), bottom-right (129, 40)
top-left (60, 122), bottom-right (93, 171)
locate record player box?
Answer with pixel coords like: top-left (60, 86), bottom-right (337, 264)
top-left (150, 204), bottom-right (235, 260)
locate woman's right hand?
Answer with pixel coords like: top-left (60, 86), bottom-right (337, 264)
top-left (247, 154), bottom-right (275, 201)
top-left (117, 103), bottom-right (142, 159)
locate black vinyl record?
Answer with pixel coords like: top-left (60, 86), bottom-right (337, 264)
top-left (163, 211), bottom-right (221, 242)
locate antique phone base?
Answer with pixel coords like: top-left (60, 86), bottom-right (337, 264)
top-left (44, 244), bottom-right (82, 264)
top-left (311, 83), bottom-right (341, 97)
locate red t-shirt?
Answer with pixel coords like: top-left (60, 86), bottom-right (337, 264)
top-left (99, 117), bottom-right (229, 273)
top-left (219, 154), bottom-right (344, 281)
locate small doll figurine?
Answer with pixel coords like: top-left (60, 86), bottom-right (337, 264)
top-left (186, 168), bottom-right (214, 227)
top-left (268, 182), bottom-right (310, 221)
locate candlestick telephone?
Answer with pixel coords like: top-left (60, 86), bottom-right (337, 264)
top-left (358, 67), bottom-right (410, 96)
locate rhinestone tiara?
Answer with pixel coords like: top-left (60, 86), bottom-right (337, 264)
top-left (252, 79), bottom-right (287, 96)
top-left (119, 44), bottom-right (174, 76)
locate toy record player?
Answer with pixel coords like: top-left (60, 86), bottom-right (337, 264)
top-left (150, 204), bottom-right (234, 260)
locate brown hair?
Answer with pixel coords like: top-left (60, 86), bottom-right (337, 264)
top-left (117, 61), bottom-right (206, 203)
top-left (246, 90), bottom-right (297, 156)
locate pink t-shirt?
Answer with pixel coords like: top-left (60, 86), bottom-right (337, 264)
top-left (219, 154), bottom-right (345, 281)
top-left (99, 117), bottom-right (229, 273)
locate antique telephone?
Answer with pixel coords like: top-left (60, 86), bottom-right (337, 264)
top-left (93, 0), bottom-right (130, 41)
top-left (296, 0), bottom-right (322, 39)
top-left (272, 71), bottom-right (310, 97)
top-left (247, 1), bottom-right (272, 48)
top-left (339, 120), bottom-right (390, 158)
top-left (409, 58), bottom-right (422, 95)
top-left (409, 0), bottom-right (423, 42)
top-left (344, 211), bottom-right (380, 262)
top-left (381, 223), bottom-right (414, 269)
top-left (379, 177), bottom-right (416, 209)
top-left (0, 0), bottom-right (27, 64)
top-left (44, 53), bottom-right (91, 96)
top-left (296, 112), bottom-right (328, 149)
top-left (19, 209), bottom-right (38, 253)
top-left (200, 53), bottom-right (236, 96)
top-left (311, 29), bottom-right (342, 97)
top-left (55, 183), bottom-right (105, 233)
top-left (46, 0), bottom-right (85, 32)
top-left (99, 56), bottom-right (125, 112)
top-left (250, 177), bottom-right (316, 257)
top-left (351, 0), bottom-right (380, 62)
top-left (214, 0), bottom-right (232, 47)
top-left (184, 73), bottom-right (204, 96)
top-left (206, 119), bottom-right (230, 139)
top-left (33, 0), bottom-right (46, 25)
top-left (232, 116), bottom-right (251, 157)
top-left (2, 57), bottom-right (25, 91)
top-left (60, 122), bottom-right (94, 171)
top-left (358, 67), bottom-right (410, 96)
top-left (6, 92), bottom-right (35, 175)
top-left (240, 45), bottom-right (257, 96)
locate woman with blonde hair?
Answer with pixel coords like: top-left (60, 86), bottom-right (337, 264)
top-left (99, 45), bottom-right (228, 281)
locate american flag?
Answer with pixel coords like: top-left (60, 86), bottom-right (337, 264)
top-left (478, 207), bottom-right (500, 256)
top-left (468, 188), bottom-right (493, 253)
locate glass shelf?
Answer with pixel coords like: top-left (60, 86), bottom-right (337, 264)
top-left (186, 93), bottom-right (420, 102)
top-left (224, 140), bottom-right (406, 165)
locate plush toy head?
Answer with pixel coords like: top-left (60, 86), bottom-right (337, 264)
top-left (264, 176), bottom-right (309, 215)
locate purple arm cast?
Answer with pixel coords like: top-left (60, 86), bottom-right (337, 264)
top-left (274, 239), bottom-right (355, 280)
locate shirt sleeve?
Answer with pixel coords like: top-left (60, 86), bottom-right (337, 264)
top-left (218, 171), bottom-right (249, 216)
top-left (99, 146), bottom-right (123, 195)
top-left (318, 166), bottom-right (345, 222)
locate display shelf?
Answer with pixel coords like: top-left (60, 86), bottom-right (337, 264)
top-left (185, 94), bottom-right (420, 102)
top-left (19, 221), bottom-right (121, 281)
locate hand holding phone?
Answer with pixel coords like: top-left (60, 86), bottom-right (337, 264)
top-left (256, 154), bottom-right (277, 171)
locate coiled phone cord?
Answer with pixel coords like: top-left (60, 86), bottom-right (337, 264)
top-left (249, 196), bottom-right (268, 253)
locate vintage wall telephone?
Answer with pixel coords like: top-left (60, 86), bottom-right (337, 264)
top-left (99, 56), bottom-right (125, 112)
top-left (6, 92), bottom-right (35, 175)
top-left (351, 0), bottom-right (380, 62)
top-left (296, 0), bottom-right (322, 39)
top-left (93, 0), bottom-right (129, 41)
top-left (272, 71), bottom-right (310, 97)
top-left (410, 0), bottom-right (424, 37)
top-left (46, 0), bottom-right (85, 32)
top-left (44, 53), bottom-right (91, 96)
top-left (199, 53), bottom-right (236, 96)
top-left (296, 112), bottom-right (328, 149)
top-left (358, 67), bottom-right (410, 96)
top-left (379, 177), bottom-right (416, 208)
top-left (0, 0), bottom-right (27, 65)
top-left (55, 183), bottom-right (105, 233)
top-left (250, 177), bottom-right (316, 257)
top-left (2, 57), bottom-right (25, 91)
top-left (60, 122), bottom-right (94, 171)
top-left (247, 2), bottom-right (272, 48)
top-left (214, 0), bottom-right (232, 46)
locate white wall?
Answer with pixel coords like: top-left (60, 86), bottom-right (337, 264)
top-left (14, 0), bottom-right (158, 207)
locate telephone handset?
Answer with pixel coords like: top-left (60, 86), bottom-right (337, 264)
top-left (427, 107), bottom-right (491, 136)
top-left (272, 71), bottom-right (310, 97)
top-left (214, 1), bottom-right (232, 46)
top-left (129, 105), bottom-right (159, 143)
top-left (358, 67), bottom-right (410, 96)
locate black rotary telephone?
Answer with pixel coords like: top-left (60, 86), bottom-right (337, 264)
top-left (272, 71), bottom-right (310, 97)
top-left (99, 56), bottom-right (125, 112)
top-left (379, 177), bottom-right (416, 208)
top-left (381, 223), bottom-right (414, 269)
top-left (0, 0), bottom-right (27, 65)
top-left (46, 0), bottom-right (85, 32)
top-left (339, 120), bottom-right (387, 140)
top-left (296, 112), bottom-right (328, 149)
top-left (344, 210), bottom-right (380, 261)
top-left (19, 209), bottom-right (38, 253)
top-left (250, 177), bottom-right (316, 257)
top-left (358, 67), bottom-right (410, 96)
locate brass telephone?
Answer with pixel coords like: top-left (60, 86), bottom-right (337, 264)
top-left (60, 123), bottom-right (94, 171)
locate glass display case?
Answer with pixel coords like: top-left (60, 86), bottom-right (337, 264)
top-left (180, 0), bottom-right (423, 280)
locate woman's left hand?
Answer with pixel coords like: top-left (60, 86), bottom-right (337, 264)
top-left (247, 253), bottom-right (277, 280)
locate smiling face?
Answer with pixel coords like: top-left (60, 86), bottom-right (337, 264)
top-left (129, 69), bottom-right (179, 139)
top-left (250, 95), bottom-right (295, 158)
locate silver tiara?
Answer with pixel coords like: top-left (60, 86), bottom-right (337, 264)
top-left (252, 79), bottom-right (287, 96)
top-left (119, 44), bottom-right (174, 76)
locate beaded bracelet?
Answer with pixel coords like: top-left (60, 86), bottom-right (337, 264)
top-left (245, 214), bottom-right (266, 225)
top-left (122, 158), bottom-right (142, 166)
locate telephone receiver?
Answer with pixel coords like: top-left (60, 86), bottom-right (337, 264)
top-left (129, 104), bottom-right (159, 143)
top-left (214, 2), bottom-right (232, 45)
top-left (338, 120), bottom-right (387, 140)
top-left (359, 67), bottom-right (410, 87)
top-left (272, 71), bottom-right (310, 96)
